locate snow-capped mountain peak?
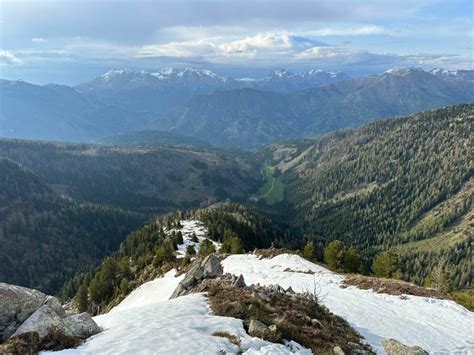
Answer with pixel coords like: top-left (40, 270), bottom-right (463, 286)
top-left (383, 67), bottom-right (425, 76)
top-left (99, 67), bottom-right (227, 83)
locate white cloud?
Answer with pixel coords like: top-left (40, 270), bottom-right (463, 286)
top-left (32, 37), bottom-right (48, 43)
top-left (0, 50), bottom-right (21, 66)
top-left (307, 25), bottom-right (386, 36)
top-left (140, 32), bottom-right (328, 61)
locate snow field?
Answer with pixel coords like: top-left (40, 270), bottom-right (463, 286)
top-left (47, 248), bottom-right (309, 354)
top-left (222, 253), bottom-right (474, 354)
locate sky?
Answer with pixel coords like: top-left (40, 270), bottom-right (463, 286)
top-left (0, 0), bottom-right (473, 85)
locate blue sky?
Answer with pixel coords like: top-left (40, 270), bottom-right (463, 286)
top-left (1, 0), bottom-right (472, 85)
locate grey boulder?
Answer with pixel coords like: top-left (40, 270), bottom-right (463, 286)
top-left (382, 339), bottom-right (428, 355)
top-left (202, 255), bottom-right (223, 278)
top-left (0, 282), bottom-right (47, 342)
top-left (13, 305), bottom-right (100, 341)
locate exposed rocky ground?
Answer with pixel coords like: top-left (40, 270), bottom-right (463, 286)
top-left (171, 255), bottom-right (374, 354)
top-left (0, 283), bottom-right (100, 354)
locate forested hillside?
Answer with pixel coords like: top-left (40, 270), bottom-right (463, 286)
top-left (96, 129), bottom-right (210, 148)
top-left (0, 157), bottom-right (144, 293)
top-left (0, 139), bottom-right (260, 214)
top-left (266, 104), bottom-right (472, 289)
top-left (61, 203), bottom-right (289, 313)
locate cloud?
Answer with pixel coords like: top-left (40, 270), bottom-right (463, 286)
top-left (0, 50), bottom-right (21, 66)
top-left (32, 37), bottom-right (48, 43)
top-left (307, 25), bottom-right (386, 36)
top-left (140, 32), bottom-right (329, 62)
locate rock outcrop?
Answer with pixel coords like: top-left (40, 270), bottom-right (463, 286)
top-left (0, 282), bottom-right (100, 353)
top-left (382, 338), bottom-right (428, 355)
top-left (0, 283), bottom-right (48, 342)
top-left (171, 255), bottom-right (223, 298)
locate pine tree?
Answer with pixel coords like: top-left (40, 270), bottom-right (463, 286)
top-left (303, 240), bottom-right (316, 261)
top-left (230, 237), bottom-right (244, 254)
top-left (186, 244), bottom-right (196, 256)
top-left (118, 257), bottom-right (131, 279)
top-left (372, 251), bottom-right (400, 278)
top-left (75, 284), bottom-right (88, 313)
top-left (324, 240), bottom-right (345, 270)
top-left (343, 246), bottom-right (361, 273)
top-left (199, 239), bottom-right (216, 256)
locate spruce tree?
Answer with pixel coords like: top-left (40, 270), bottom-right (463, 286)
top-left (372, 251), bottom-right (400, 278)
top-left (343, 246), bottom-right (362, 273)
top-left (230, 237), bottom-right (244, 254)
top-left (303, 240), bottom-right (316, 261)
top-left (75, 284), bottom-right (89, 313)
top-left (324, 240), bottom-right (345, 270)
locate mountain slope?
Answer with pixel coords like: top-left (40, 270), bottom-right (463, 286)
top-left (96, 129), bottom-right (210, 148)
top-left (75, 68), bottom-right (240, 115)
top-left (264, 104), bottom-right (473, 288)
top-left (151, 89), bottom-right (302, 148)
top-left (0, 157), bottom-right (144, 293)
top-left (152, 68), bottom-right (473, 148)
top-left (0, 80), bottom-right (153, 142)
top-left (59, 216), bottom-right (474, 354)
top-left (0, 139), bottom-right (260, 214)
top-left (76, 68), bottom-right (350, 116)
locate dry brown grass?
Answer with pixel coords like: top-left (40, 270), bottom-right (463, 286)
top-left (343, 274), bottom-right (447, 299)
top-left (198, 279), bottom-right (374, 354)
top-left (212, 331), bottom-right (241, 346)
top-left (283, 267), bottom-right (315, 274)
top-left (253, 248), bottom-right (294, 259)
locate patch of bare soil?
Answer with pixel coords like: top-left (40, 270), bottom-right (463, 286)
top-left (342, 274), bottom-right (447, 299)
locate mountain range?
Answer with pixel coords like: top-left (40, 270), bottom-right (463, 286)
top-left (1, 104), bottom-right (471, 295)
top-left (1, 67), bottom-right (472, 148)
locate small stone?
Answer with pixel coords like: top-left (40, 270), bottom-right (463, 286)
top-left (248, 319), bottom-right (268, 337)
top-left (382, 339), bottom-right (428, 355)
top-left (232, 274), bottom-right (246, 288)
top-left (333, 345), bottom-right (345, 355)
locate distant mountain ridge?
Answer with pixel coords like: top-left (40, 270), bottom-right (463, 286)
top-left (0, 79), bottom-right (154, 142)
top-left (1, 67), bottom-right (472, 147)
top-left (75, 67), bottom-right (351, 114)
top-left (151, 67), bottom-right (474, 148)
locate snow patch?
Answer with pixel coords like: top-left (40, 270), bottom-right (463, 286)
top-left (168, 219), bottom-right (221, 258)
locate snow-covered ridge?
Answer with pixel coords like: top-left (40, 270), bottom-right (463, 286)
top-left (100, 68), bottom-right (228, 82)
top-left (268, 69), bottom-right (347, 80)
top-left (223, 254), bottom-right (474, 354)
top-left (98, 67), bottom-right (349, 84)
top-left (48, 271), bottom-right (310, 354)
top-left (383, 67), bottom-right (426, 76)
top-left (43, 219), bottom-right (474, 354)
